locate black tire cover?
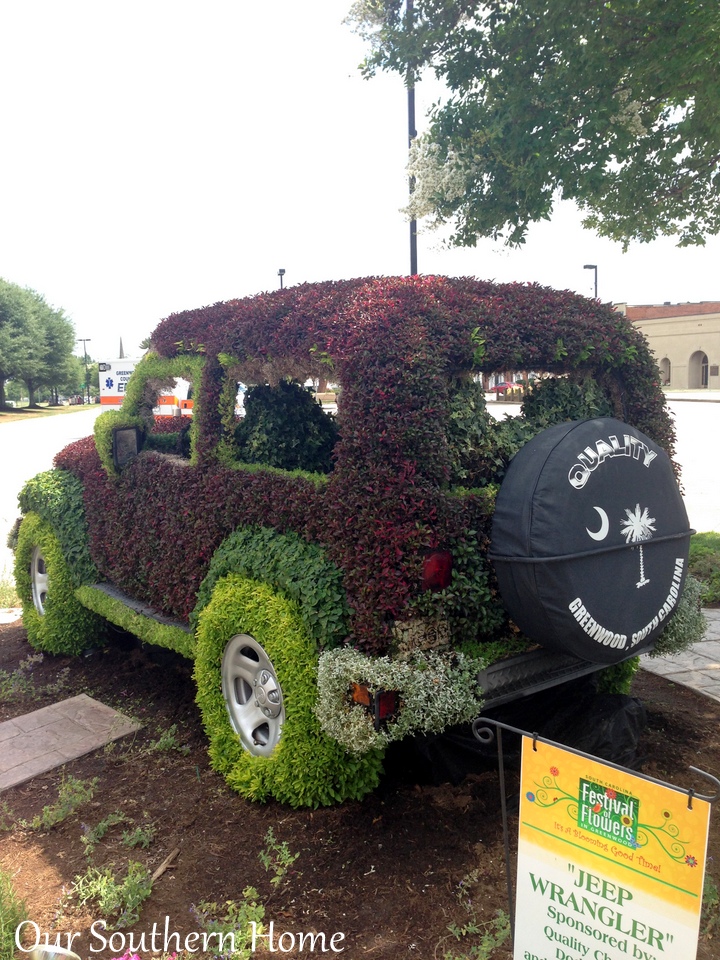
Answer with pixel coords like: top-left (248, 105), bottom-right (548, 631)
top-left (490, 417), bottom-right (692, 664)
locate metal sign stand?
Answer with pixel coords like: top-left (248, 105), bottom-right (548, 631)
top-left (472, 716), bottom-right (720, 948)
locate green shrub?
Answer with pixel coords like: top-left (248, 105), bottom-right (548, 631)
top-left (316, 646), bottom-right (487, 753)
top-left (649, 574), bottom-right (707, 658)
top-left (18, 469), bottom-right (99, 586)
top-left (94, 408), bottom-right (146, 476)
top-left (76, 584), bottom-right (194, 658)
top-left (596, 657), bottom-right (640, 695)
top-left (688, 532), bottom-right (720, 605)
top-left (0, 869), bottom-right (27, 960)
top-left (191, 526), bottom-right (349, 649)
top-left (234, 379), bottom-right (339, 473)
top-left (94, 353), bottom-right (203, 475)
top-left (521, 375), bottom-right (615, 427)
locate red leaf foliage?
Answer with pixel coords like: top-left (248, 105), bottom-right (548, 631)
top-left (54, 277), bottom-right (673, 654)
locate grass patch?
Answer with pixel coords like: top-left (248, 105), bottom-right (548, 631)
top-left (0, 404), bottom-right (100, 425)
top-left (0, 576), bottom-right (19, 609)
top-left (23, 776), bottom-right (98, 831)
top-left (0, 869), bottom-right (27, 960)
top-left (689, 532), bottom-right (720, 605)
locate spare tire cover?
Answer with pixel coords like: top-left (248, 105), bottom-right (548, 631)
top-left (490, 417), bottom-right (691, 664)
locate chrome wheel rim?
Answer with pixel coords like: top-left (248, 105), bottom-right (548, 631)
top-left (221, 634), bottom-right (285, 757)
top-left (30, 546), bottom-right (49, 615)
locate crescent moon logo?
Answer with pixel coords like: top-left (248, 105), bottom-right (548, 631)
top-left (586, 506), bottom-right (610, 541)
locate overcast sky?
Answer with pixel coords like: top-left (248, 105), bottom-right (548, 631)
top-left (2, 0), bottom-right (719, 362)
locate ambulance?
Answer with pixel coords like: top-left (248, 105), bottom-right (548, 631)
top-left (98, 360), bottom-right (139, 407)
top-left (98, 359), bottom-right (193, 415)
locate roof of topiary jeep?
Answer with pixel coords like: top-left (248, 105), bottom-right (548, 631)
top-left (148, 275), bottom-right (673, 452)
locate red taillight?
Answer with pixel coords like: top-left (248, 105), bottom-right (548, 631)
top-left (375, 690), bottom-right (398, 721)
top-left (422, 550), bottom-right (452, 591)
top-left (351, 684), bottom-right (399, 727)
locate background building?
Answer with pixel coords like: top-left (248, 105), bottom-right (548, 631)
top-left (616, 301), bottom-right (720, 391)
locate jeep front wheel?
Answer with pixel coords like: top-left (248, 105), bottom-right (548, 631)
top-left (30, 545), bottom-right (49, 615)
top-left (14, 512), bottom-right (104, 655)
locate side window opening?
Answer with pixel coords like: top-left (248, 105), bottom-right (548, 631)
top-left (446, 372), bottom-right (617, 489)
top-left (142, 375), bottom-right (194, 460)
top-left (234, 378), bottom-right (340, 474)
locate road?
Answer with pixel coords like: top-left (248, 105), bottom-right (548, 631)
top-left (1, 400), bottom-right (718, 586)
top-left (0, 408), bottom-right (103, 581)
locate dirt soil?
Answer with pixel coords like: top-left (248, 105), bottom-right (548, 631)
top-left (1, 618), bottom-right (719, 960)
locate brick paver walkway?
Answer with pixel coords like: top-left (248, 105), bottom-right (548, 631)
top-left (641, 608), bottom-right (720, 704)
top-left (0, 693), bottom-right (141, 792)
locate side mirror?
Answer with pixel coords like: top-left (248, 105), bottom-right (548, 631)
top-left (112, 426), bottom-right (143, 470)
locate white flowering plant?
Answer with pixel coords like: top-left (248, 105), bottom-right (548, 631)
top-left (316, 647), bottom-right (487, 755)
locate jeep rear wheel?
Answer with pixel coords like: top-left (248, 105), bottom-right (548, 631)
top-left (221, 634), bottom-right (285, 758)
top-left (194, 573), bottom-right (384, 807)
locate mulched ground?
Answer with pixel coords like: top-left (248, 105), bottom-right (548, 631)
top-left (1, 618), bottom-right (719, 959)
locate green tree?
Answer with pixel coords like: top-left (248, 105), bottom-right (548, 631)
top-left (348, 0), bottom-right (720, 249)
top-left (0, 280), bottom-right (34, 409)
top-left (0, 279), bottom-right (77, 408)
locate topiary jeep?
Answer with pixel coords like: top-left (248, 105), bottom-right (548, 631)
top-left (14, 276), bottom-right (696, 807)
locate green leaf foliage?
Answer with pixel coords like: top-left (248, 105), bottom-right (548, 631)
top-left (14, 513), bottom-right (105, 655)
top-left (648, 574), bottom-right (707, 659)
top-left (235, 379), bottom-right (339, 473)
top-left (76, 586), bottom-right (194, 659)
top-left (193, 574), bottom-right (384, 807)
top-left (688, 532), bottom-right (720, 605)
top-left (350, 0), bottom-right (720, 249)
top-left (191, 526), bottom-right (349, 649)
top-left (94, 352), bottom-right (202, 475)
top-left (18, 469), bottom-right (99, 586)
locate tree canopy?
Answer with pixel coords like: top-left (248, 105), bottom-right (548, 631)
top-left (0, 278), bottom-right (78, 408)
top-left (347, 0), bottom-right (720, 249)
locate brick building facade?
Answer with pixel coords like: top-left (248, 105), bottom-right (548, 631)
top-left (615, 301), bottom-right (720, 391)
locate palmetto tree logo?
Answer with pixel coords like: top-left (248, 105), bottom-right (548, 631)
top-left (621, 504), bottom-right (656, 588)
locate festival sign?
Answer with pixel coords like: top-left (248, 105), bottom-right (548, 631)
top-left (514, 737), bottom-right (711, 960)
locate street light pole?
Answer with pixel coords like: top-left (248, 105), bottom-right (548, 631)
top-left (407, 0), bottom-right (418, 276)
top-left (278, 269), bottom-right (286, 290)
top-left (583, 264), bottom-right (598, 299)
top-left (77, 338), bottom-right (91, 404)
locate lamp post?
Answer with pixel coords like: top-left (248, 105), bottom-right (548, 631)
top-left (278, 268), bottom-right (286, 290)
top-left (77, 338), bottom-right (91, 404)
top-left (583, 264), bottom-right (598, 299)
top-left (407, 0), bottom-right (418, 276)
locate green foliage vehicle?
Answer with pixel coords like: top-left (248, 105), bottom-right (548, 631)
top-left (13, 276), bottom-right (703, 807)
